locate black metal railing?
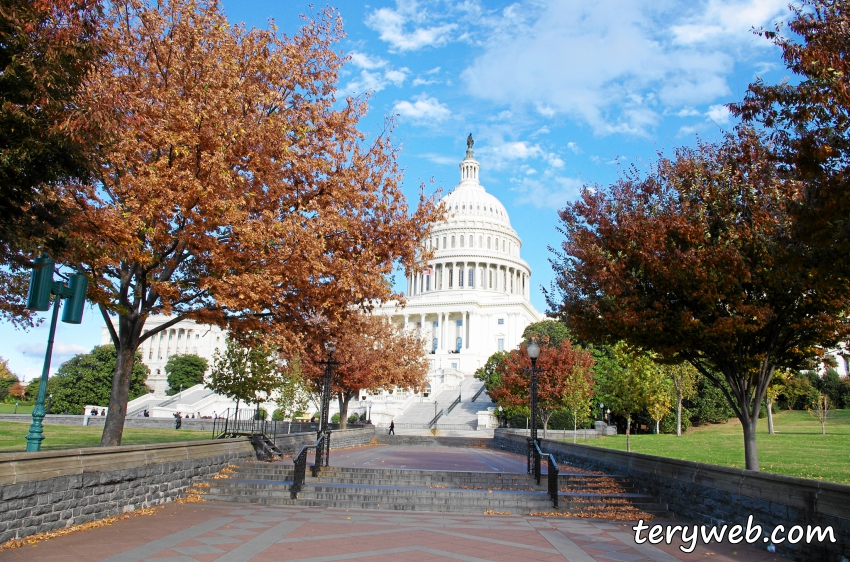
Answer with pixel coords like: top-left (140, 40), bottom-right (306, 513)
top-left (428, 409), bottom-right (444, 427)
top-left (546, 453), bottom-right (559, 508)
top-left (528, 438), bottom-right (542, 485)
top-left (313, 432), bottom-right (329, 475)
top-left (291, 434), bottom-right (324, 499)
top-left (470, 384), bottom-right (486, 402)
top-left (213, 409), bottom-right (342, 441)
top-left (446, 395), bottom-right (461, 414)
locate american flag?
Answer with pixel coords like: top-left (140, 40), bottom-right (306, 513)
top-left (422, 266), bottom-right (434, 276)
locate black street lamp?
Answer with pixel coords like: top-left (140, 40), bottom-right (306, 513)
top-left (599, 402), bottom-right (605, 422)
top-left (434, 400), bottom-right (438, 419)
top-left (498, 405), bottom-right (503, 428)
top-left (316, 341), bottom-right (338, 469)
top-left (526, 338), bottom-right (541, 482)
top-left (24, 254), bottom-right (88, 452)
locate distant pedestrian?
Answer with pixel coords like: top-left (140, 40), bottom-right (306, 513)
top-left (91, 408), bottom-right (99, 416)
top-left (388, 420), bottom-right (395, 435)
top-left (100, 409), bottom-right (106, 416)
top-left (174, 412), bottom-right (182, 429)
top-left (143, 410), bottom-right (150, 417)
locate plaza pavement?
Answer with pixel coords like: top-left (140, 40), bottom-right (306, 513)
top-left (0, 446), bottom-right (788, 562)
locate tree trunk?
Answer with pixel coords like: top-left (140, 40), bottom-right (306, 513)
top-left (766, 397), bottom-right (775, 435)
top-left (741, 414), bottom-right (760, 471)
top-left (542, 410), bottom-right (553, 439)
top-left (100, 341), bottom-right (138, 446)
top-left (676, 388), bottom-right (683, 437)
top-left (655, 419), bottom-right (660, 434)
top-left (821, 418), bottom-right (826, 435)
top-left (337, 391), bottom-right (354, 429)
top-left (625, 411), bottom-right (631, 452)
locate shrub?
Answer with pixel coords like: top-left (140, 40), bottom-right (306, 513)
top-left (660, 407), bottom-right (692, 434)
top-left (347, 413), bottom-right (359, 424)
top-left (331, 412), bottom-right (340, 423)
top-left (272, 409), bottom-right (286, 421)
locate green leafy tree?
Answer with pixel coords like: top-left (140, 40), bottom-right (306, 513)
top-left (51, 345), bottom-right (149, 414)
top-left (272, 353), bottom-right (310, 421)
top-left (658, 362), bottom-right (699, 436)
top-left (593, 343), bottom-right (661, 452)
top-left (521, 321), bottom-right (572, 348)
top-left (209, 337), bottom-right (278, 409)
top-left (165, 354), bottom-right (208, 395)
top-left (474, 351), bottom-right (511, 398)
top-left (685, 377), bottom-right (735, 425)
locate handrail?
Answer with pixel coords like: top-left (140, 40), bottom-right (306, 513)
top-left (428, 409), bottom-right (445, 427)
top-left (531, 439), bottom-right (542, 485)
top-left (470, 384), bottom-right (486, 402)
top-left (313, 433), bottom-right (328, 475)
top-left (291, 435), bottom-right (323, 498)
top-left (446, 395), bottom-right (461, 415)
top-left (546, 453), bottom-right (559, 508)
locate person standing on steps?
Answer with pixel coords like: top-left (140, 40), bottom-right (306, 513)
top-left (388, 420), bottom-right (395, 435)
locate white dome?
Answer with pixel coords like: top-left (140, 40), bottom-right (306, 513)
top-left (439, 146), bottom-right (511, 228)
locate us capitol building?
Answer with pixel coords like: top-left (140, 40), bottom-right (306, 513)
top-left (109, 137), bottom-right (542, 426)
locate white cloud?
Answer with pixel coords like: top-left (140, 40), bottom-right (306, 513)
top-left (511, 176), bottom-right (584, 209)
top-left (676, 107), bottom-right (702, 117)
top-left (706, 104), bottom-right (731, 124)
top-left (412, 77), bottom-right (438, 86)
top-left (394, 94), bottom-right (451, 122)
top-left (16, 342), bottom-right (87, 358)
top-left (420, 153), bottom-right (458, 166)
top-left (461, 0), bottom-right (790, 136)
top-left (366, 1), bottom-right (457, 51)
top-left (566, 142), bottom-right (580, 153)
top-left (349, 51), bottom-right (387, 70)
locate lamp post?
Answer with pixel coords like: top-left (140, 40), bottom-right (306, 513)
top-left (526, 338), bottom-right (541, 482)
top-left (434, 400), bottom-right (438, 419)
top-left (606, 409), bottom-right (611, 424)
top-left (316, 341), bottom-right (338, 469)
top-left (498, 405), bottom-right (503, 428)
top-left (24, 254), bottom-right (88, 452)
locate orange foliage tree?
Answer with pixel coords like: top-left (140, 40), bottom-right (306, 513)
top-left (54, 0), bottom-right (439, 446)
top-left (547, 129), bottom-right (850, 470)
top-left (304, 314), bottom-right (428, 429)
top-left (487, 340), bottom-right (595, 438)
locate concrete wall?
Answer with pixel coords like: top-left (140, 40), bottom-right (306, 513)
top-left (494, 430), bottom-right (849, 562)
top-left (0, 439), bottom-right (254, 544)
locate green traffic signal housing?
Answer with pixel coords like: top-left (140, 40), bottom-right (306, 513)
top-left (25, 254), bottom-right (54, 311)
top-left (61, 274), bottom-right (89, 324)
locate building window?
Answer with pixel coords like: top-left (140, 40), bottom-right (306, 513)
top-left (498, 318), bottom-right (504, 325)
top-left (456, 319), bottom-right (463, 327)
top-left (448, 269), bottom-right (453, 288)
top-left (489, 270), bottom-right (493, 289)
top-left (459, 268), bottom-right (464, 287)
top-left (503, 240), bottom-right (506, 252)
top-left (460, 235), bottom-right (464, 247)
top-left (426, 276), bottom-right (430, 291)
top-left (451, 236), bottom-right (455, 248)
top-left (432, 338), bottom-right (438, 352)
top-left (478, 235), bottom-right (482, 247)
top-left (487, 237), bottom-right (491, 249)
top-left (456, 337), bottom-right (462, 352)
top-left (443, 236), bottom-right (447, 248)
top-left (417, 322), bottom-right (422, 327)
top-left (451, 363), bottom-right (457, 369)
top-left (498, 338), bottom-right (505, 351)
top-left (433, 321), bottom-right (439, 327)
top-left (148, 350), bottom-right (153, 359)
top-left (468, 269), bottom-right (474, 287)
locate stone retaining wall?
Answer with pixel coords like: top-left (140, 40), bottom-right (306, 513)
top-left (272, 427), bottom-right (376, 456)
top-left (374, 435), bottom-right (492, 448)
top-left (495, 430), bottom-right (849, 562)
top-left (0, 439), bottom-right (254, 544)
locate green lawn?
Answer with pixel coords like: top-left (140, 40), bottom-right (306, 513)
top-left (0, 404), bottom-right (33, 414)
top-left (568, 409), bottom-right (850, 484)
top-left (0, 421), bottom-right (212, 453)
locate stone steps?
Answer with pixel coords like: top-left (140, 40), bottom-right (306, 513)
top-left (202, 462), bottom-right (671, 517)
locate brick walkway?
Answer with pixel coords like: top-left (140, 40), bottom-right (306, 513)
top-left (0, 502), bottom-right (786, 562)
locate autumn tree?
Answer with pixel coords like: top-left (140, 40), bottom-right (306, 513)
top-left (730, 0), bottom-right (850, 258)
top-left (272, 353), bottom-right (311, 422)
top-left (548, 129), bottom-right (850, 470)
top-left (0, 0), bottom-right (103, 327)
top-left (488, 340), bottom-right (594, 439)
top-left (304, 314), bottom-right (428, 429)
top-left (47, 0), bottom-right (439, 446)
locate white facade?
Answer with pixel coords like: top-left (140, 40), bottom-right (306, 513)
top-left (101, 317), bottom-right (227, 396)
top-left (374, 139), bottom-right (543, 400)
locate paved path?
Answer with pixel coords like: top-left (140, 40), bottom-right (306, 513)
top-left (308, 445), bottom-right (529, 472)
top-left (0, 502), bottom-right (785, 562)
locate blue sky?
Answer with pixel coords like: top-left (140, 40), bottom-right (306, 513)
top-left (0, 0), bottom-right (796, 381)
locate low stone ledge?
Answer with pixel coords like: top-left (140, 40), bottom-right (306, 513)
top-left (495, 430), bottom-right (849, 562)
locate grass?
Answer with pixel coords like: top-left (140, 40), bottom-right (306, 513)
top-left (568, 409), bottom-right (850, 484)
top-left (0, 404), bottom-right (34, 414)
top-left (0, 421), bottom-right (212, 453)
